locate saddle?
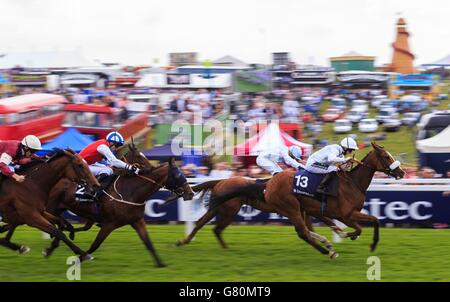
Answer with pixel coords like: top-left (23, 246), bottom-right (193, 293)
top-left (75, 174), bottom-right (118, 203)
top-left (292, 170), bottom-right (339, 214)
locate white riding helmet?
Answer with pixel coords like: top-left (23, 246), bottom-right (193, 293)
top-left (21, 135), bottom-right (42, 150)
top-left (289, 145), bottom-right (303, 160)
top-left (340, 137), bottom-right (358, 150)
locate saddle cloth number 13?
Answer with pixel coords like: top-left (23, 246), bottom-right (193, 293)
top-left (295, 175), bottom-right (309, 188)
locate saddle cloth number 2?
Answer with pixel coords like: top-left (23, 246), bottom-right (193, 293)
top-left (295, 175), bottom-right (309, 188)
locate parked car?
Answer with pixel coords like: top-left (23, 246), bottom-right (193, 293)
top-left (351, 99), bottom-right (369, 112)
top-left (347, 108), bottom-right (368, 123)
top-left (383, 118), bottom-right (401, 132)
top-left (438, 94), bottom-right (448, 100)
top-left (378, 99), bottom-right (398, 110)
top-left (398, 95), bottom-right (428, 112)
top-left (330, 97), bottom-right (347, 110)
top-left (333, 119), bottom-right (352, 134)
top-left (321, 108), bottom-right (345, 122)
top-left (376, 107), bottom-right (399, 124)
top-left (401, 112), bottom-right (421, 126)
top-left (359, 118), bottom-right (378, 133)
top-left (371, 95), bottom-right (389, 108)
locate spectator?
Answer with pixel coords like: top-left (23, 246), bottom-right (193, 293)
top-left (196, 166), bottom-right (210, 178)
top-left (209, 162), bottom-right (233, 178)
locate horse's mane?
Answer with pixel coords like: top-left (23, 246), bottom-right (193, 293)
top-left (45, 148), bottom-right (73, 163)
top-left (15, 148), bottom-right (73, 174)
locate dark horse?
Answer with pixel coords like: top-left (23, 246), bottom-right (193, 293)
top-left (0, 149), bottom-right (100, 260)
top-left (203, 142), bottom-right (405, 258)
top-left (44, 145), bottom-right (194, 267)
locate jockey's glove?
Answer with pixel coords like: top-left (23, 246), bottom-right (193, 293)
top-left (128, 164), bottom-right (140, 175)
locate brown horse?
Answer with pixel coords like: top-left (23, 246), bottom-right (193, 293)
top-left (0, 149), bottom-right (100, 260)
top-left (176, 177), bottom-right (342, 249)
top-left (205, 142), bottom-right (405, 258)
top-left (44, 145), bottom-right (194, 267)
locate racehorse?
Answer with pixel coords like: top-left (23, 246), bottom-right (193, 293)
top-left (0, 149), bottom-right (100, 260)
top-left (176, 178), bottom-right (343, 249)
top-left (44, 144), bottom-right (194, 267)
top-left (203, 142), bottom-right (405, 258)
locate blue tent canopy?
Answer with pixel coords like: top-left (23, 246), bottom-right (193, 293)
top-left (38, 128), bottom-right (94, 155)
top-left (143, 144), bottom-right (207, 165)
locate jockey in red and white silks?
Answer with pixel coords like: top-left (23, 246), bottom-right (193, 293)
top-left (0, 135), bottom-right (42, 183)
top-left (79, 131), bottom-right (139, 177)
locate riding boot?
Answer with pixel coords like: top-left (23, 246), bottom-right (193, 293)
top-left (316, 173), bottom-right (334, 195)
top-left (92, 173), bottom-right (110, 201)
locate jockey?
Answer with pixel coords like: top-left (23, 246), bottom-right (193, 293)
top-left (256, 145), bottom-right (304, 176)
top-left (0, 135), bottom-right (42, 183)
top-left (305, 137), bottom-right (358, 194)
top-left (79, 131), bottom-right (139, 180)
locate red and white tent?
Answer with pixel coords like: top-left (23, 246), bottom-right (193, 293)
top-left (234, 123), bottom-right (312, 156)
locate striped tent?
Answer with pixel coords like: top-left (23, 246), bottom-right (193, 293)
top-left (234, 123), bottom-right (312, 156)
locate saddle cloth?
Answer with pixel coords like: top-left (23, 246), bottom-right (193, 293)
top-left (292, 169), bottom-right (325, 197)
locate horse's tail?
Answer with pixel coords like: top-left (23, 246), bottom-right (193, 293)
top-left (209, 182), bottom-right (266, 211)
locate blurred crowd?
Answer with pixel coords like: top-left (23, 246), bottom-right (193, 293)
top-left (180, 161), bottom-right (450, 180)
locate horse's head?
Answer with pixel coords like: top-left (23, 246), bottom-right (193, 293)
top-left (366, 142), bottom-right (406, 180)
top-left (123, 143), bottom-right (152, 168)
top-left (60, 148), bottom-right (101, 191)
top-left (165, 157), bottom-right (195, 201)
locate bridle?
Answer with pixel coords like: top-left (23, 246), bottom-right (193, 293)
top-left (121, 154), bottom-right (187, 198)
top-left (354, 150), bottom-right (401, 178)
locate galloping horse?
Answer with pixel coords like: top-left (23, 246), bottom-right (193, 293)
top-left (44, 145), bottom-right (194, 267)
top-left (176, 178), bottom-right (341, 249)
top-left (0, 149), bottom-right (100, 260)
top-left (206, 142), bottom-right (405, 258)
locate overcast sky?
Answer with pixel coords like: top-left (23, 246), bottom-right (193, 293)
top-left (1, 0), bottom-right (449, 67)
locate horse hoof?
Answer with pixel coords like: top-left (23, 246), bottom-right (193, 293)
top-left (329, 251), bottom-right (339, 260)
top-left (156, 262), bottom-right (167, 268)
top-left (42, 250), bottom-right (50, 258)
top-left (69, 233), bottom-right (75, 240)
top-left (19, 245), bottom-right (30, 254)
top-left (80, 254), bottom-right (95, 262)
top-left (370, 244), bottom-right (377, 252)
top-left (175, 240), bottom-right (184, 247)
top-left (350, 235), bottom-right (359, 241)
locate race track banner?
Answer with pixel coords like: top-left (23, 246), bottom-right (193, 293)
top-left (61, 187), bottom-right (450, 226)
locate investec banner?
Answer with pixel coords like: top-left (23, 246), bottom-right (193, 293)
top-left (145, 188), bottom-right (449, 225)
top-left (62, 188), bottom-right (448, 225)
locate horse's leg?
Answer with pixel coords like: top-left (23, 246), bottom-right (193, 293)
top-left (176, 209), bottom-right (217, 246)
top-left (73, 220), bottom-right (95, 233)
top-left (0, 226), bottom-right (29, 254)
top-left (309, 230), bottom-right (335, 253)
top-left (348, 211), bottom-right (380, 252)
top-left (43, 211), bottom-right (76, 239)
top-left (27, 212), bottom-right (92, 261)
top-left (131, 218), bottom-right (166, 268)
top-left (0, 224), bottom-right (10, 233)
top-left (290, 215), bottom-right (336, 258)
top-left (317, 216), bottom-right (350, 238)
top-left (42, 237), bottom-right (61, 258)
top-left (213, 210), bottom-right (236, 249)
top-left (85, 222), bottom-right (116, 255)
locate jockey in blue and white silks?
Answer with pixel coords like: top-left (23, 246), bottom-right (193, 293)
top-left (256, 145), bottom-right (304, 175)
top-left (305, 137), bottom-right (358, 194)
